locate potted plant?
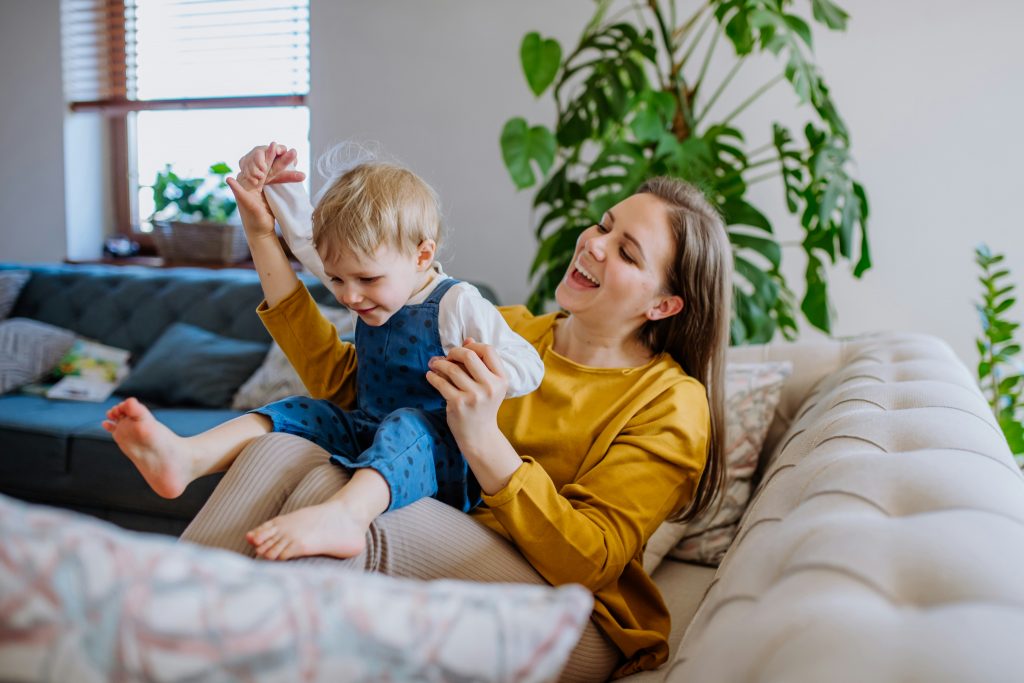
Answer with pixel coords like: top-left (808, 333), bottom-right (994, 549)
top-left (500, 0), bottom-right (870, 344)
top-left (150, 162), bottom-right (250, 263)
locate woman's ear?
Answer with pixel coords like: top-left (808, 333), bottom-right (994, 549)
top-left (416, 239), bottom-right (437, 270)
top-left (646, 294), bottom-right (684, 321)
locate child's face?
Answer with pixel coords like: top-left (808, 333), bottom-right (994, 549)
top-left (322, 243), bottom-right (432, 326)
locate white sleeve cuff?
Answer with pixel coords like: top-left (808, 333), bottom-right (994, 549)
top-left (438, 283), bottom-right (544, 398)
top-left (264, 183), bottom-right (328, 286)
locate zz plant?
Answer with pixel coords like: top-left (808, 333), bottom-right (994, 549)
top-left (501, 0), bottom-right (870, 343)
top-left (975, 244), bottom-right (1024, 464)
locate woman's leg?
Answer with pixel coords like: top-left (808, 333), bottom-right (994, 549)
top-left (277, 471), bottom-right (620, 682)
top-left (180, 432), bottom-right (330, 556)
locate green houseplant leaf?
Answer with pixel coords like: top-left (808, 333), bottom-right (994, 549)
top-left (501, 1), bottom-right (870, 344)
top-left (975, 242), bottom-right (1024, 463)
top-left (520, 32), bottom-right (562, 96)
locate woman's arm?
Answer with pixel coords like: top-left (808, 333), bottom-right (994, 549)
top-left (428, 351), bottom-right (707, 589)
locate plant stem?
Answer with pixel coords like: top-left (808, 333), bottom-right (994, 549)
top-left (696, 57), bottom-right (742, 125)
top-left (746, 170), bottom-right (781, 186)
top-left (747, 141), bottom-right (775, 158)
top-left (721, 74), bottom-right (786, 127)
top-left (649, 0), bottom-right (685, 90)
top-left (676, 5), bottom-right (713, 71)
top-left (692, 21), bottom-right (723, 98)
top-left (743, 155), bottom-right (782, 172)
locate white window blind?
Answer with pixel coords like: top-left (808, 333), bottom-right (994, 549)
top-left (61, 0), bottom-right (310, 109)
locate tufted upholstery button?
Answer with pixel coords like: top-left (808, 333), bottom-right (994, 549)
top-left (670, 333), bottom-right (1024, 683)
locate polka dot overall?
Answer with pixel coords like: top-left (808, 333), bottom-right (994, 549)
top-left (251, 278), bottom-right (481, 512)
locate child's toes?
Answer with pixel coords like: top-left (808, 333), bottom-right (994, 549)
top-left (248, 522), bottom-right (276, 546)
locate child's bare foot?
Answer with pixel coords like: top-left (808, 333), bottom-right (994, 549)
top-left (246, 501), bottom-right (369, 561)
top-left (102, 397), bottom-right (192, 498)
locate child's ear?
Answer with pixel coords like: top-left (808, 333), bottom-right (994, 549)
top-left (416, 239), bottom-right (437, 271)
top-left (646, 294), bottom-right (684, 321)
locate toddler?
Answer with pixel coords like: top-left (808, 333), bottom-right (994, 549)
top-left (104, 144), bottom-right (543, 561)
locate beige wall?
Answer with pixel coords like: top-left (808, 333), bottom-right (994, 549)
top-left (0, 0), bottom-right (65, 262)
top-left (1, 0), bottom-right (1022, 368)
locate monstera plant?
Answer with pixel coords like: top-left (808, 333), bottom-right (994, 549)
top-left (501, 0), bottom-right (870, 343)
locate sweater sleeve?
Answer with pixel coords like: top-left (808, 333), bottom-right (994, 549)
top-left (256, 282), bottom-right (359, 409)
top-left (483, 378), bottom-right (709, 590)
top-left (437, 284), bottom-right (544, 398)
top-left (263, 182), bottom-right (329, 286)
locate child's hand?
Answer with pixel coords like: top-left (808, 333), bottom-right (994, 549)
top-left (238, 142), bottom-right (306, 187)
top-left (225, 143), bottom-right (280, 241)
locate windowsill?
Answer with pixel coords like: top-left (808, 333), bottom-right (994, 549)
top-left (64, 256), bottom-right (302, 271)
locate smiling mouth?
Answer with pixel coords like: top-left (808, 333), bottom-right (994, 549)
top-left (571, 259), bottom-right (600, 288)
top-left (353, 306), bottom-right (377, 314)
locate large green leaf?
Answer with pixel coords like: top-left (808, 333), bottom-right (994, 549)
top-left (500, 118), bottom-right (556, 189)
top-left (520, 33), bottom-right (562, 97)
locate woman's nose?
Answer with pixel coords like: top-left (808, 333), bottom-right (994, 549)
top-left (584, 232), bottom-right (607, 260)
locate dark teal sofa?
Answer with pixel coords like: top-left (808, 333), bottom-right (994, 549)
top-left (0, 263), bottom-right (498, 536)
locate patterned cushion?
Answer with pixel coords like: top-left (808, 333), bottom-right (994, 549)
top-left (0, 493), bottom-right (592, 682)
top-left (232, 306), bottom-right (356, 410)
top-left (644, 361), bottom-right (792, 571)
top-left (0, 270), bottom-right (30, 321)
top-left (0, 318), bottom-right (77, 394)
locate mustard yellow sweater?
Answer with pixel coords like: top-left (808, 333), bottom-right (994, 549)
top-left (258, 285), bottom-right (710, 677)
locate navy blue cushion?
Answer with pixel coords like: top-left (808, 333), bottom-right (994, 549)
top-left (116, 322), bottom-right (269, 408)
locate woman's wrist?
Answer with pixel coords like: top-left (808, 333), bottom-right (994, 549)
top-left (461, 428), bottom-right (523, 495)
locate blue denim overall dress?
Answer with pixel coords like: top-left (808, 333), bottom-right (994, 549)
top-left (251, 278), bottom-right (481, 512)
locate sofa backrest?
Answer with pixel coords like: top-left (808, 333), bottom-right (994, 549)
top-left (1, 263), bottom-right (499, 361)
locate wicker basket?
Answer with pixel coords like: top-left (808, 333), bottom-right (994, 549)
top-left (152, 220), bottom-right (250, 263)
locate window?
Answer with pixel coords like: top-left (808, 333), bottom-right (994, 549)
top-left (60, 0), bottom-right (310, 244)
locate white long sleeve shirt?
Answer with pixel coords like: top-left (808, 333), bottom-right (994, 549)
top-left (264, 182), bottom-right (544, 398)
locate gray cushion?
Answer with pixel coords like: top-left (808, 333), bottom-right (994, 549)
top-left (0, 318), bottom-right (77, 394)
top-left (0, 269), bottom-right (30, 321)
top-left (116, 322), bottom-right (269, 408)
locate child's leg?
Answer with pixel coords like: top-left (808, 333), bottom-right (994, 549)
top-left (245, 406), bottom-right (453, 561)
top-left (246, 466), bottom-right (389, 561)
top-left (180, 432), bottom-right (332, 556)
top-left (104, 397), bottom-right (272, 499)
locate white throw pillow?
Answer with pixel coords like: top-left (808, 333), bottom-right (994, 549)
top-left (232, 305), bottom-right (356, 410)
top-left (643, 361), bottom-right (792, 572)
top-left (0, 494), bottom-right (592, 683)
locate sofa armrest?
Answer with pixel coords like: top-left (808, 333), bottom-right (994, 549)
top-left (670, 332), bottom-right (1024, 682)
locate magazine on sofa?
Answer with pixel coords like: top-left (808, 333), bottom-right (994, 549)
top-left (42, 339), bottom-right (131, 402)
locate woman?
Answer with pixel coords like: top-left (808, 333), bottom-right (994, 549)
top-left (180, 146), bottom-right (732, 680)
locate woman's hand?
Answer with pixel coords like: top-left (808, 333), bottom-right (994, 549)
top-left (426, 339), bottom-right (522, 493)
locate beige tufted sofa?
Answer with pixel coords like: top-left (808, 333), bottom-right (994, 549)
top-left (628, 332), bottom-right (1024, 683)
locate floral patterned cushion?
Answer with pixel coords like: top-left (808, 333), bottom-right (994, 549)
top-left (232, 305), bottom-right (355, 410)
top-left (643, 361), bottom-right (792, 571)
top-left (0, 494), bottom-right (592, 683)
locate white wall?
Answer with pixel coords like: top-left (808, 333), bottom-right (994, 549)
top-left (309, 0), bottom-right (1024, 367)
top-left (0, 0), bottom-right (66, 261)
top-left (0, 0), bottom-right (1021, 367)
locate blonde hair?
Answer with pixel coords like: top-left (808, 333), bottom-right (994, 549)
top-left (635, 177), bottom-right (732, 523)
top-left (312, 158), bottom-right (443, 262)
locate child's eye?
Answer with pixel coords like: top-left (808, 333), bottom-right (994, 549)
top-left (330, 276), bottom-right (342, 284)
top-left (619, 248), bottom-right (635, 264)
top-left (360, 276), bottom-right (381, 284)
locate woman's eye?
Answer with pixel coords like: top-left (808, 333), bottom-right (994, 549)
top-left (596, 223), bottom-right (610, 234)
top-left (619, 248), bottom-right (635, 264)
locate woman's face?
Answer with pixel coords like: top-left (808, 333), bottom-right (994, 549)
top-left (555, 192), bottom-right (681, 330)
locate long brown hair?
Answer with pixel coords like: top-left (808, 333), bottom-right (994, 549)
top-left (636, 177), bottom-right (732, 523)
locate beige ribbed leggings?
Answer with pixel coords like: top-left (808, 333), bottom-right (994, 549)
top-left (180, 433), bottom-right (619, 682)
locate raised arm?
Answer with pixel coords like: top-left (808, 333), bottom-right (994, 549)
top-left (227, 142), bottom-right (302, 308)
